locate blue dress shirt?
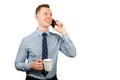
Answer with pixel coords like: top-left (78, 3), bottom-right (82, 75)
top-left (15, 29), bottom-right (76, 79)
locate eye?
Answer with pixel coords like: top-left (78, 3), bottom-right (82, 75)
top-left (44, 12), bottom-right (52, 17)
top-left (44, 12), bottom-right (47, 16)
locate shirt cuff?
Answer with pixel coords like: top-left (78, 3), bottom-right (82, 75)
top-left (25, 63), bottom-right (31, 71)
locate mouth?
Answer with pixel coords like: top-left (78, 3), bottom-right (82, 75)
top-left (46, 19), bottom-right (52, 24)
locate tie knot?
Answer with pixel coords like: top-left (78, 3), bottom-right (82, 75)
top-left (42, 33), bottom-right (47, 36)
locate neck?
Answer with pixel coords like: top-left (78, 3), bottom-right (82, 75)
top-left (38, 25), bottom-right (49, 32)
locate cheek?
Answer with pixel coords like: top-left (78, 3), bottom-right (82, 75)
top-left (36, 15), bottom-right (42, 20)
top-left (36, 17), bottom-right (42, 22)
top-left (38, 17), bottom-right (45, 22)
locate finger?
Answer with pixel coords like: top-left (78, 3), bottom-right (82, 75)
top-left (36, 67), bottom-right (43, 71)
top-left (36, 59), bottom-right (43, 62)
top-left (55, 20), bottom-right (61, 25)
top-left (36, 64), bottom-right (43, 68)
top-left (36, 62), bottom-right (43, 66)
top-left (55, 20), bottom-right (59, 23)
top-left (53, 26), bottom-right (58, 30)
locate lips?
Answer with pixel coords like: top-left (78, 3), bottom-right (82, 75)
top-left (46, 19), bottom-right (51, 23)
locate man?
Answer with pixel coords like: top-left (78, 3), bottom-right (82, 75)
top-left (15, 4), bottom-right (76, 80)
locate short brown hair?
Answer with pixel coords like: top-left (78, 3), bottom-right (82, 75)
top-left (35, 4), bottom-right (50, 15)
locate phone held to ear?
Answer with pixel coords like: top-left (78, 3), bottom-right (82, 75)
top-left (51, 19), bottom-right (57, 28)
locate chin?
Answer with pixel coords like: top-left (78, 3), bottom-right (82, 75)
top-left (44, 25), bottom-right (49, 28)
top-left (46, 24), bottom-right (51, 27)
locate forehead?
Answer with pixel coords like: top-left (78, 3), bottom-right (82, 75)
top-left (39, 7), bottom-right (52, 13)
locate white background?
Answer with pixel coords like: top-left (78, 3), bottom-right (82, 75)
top-left (0, 0), bottom-right (120, 80)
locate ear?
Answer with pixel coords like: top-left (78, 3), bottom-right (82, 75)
top-left (35, 15), bottom-right (38, 19)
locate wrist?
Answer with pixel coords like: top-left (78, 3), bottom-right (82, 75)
top-left (30, 62), bottom-right (34, 69)
top-left (61, 31), bottom-right (67, 35)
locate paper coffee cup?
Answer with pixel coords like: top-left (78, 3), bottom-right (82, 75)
top-left (43, 59), bottom-right (52, 72)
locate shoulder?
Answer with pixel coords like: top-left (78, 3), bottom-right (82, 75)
top-left (49, 32), bottom-right (63, 42)
top-left (22, 30), bottom-right (38, 42)
top-left (49, 32), bottom-right (62, 38)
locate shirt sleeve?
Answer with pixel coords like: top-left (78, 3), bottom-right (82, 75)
top-left (15, 39), bottom-right (30, 71)
top-left (59, 34), bottom-right (76, 57)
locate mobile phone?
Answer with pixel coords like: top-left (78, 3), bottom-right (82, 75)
top-left (51, 19), bottom-right (57, 28)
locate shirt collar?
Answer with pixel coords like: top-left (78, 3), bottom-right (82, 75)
top-left (36, 29), bottom-right (50, 37)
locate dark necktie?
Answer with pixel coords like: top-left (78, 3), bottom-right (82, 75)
top-left (41, 33), bottom-right (48, 76)
top-left (42, 33), bottom-right (48, 59)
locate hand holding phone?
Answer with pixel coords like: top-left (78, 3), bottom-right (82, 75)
top-left (51, 19), bottom-right (67, 35)
top-left (51, 19), bottom-right (57, 28)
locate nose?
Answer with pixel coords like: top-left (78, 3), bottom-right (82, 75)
top-left (47, 13), bottom-right (52, 18)
top-left (47, 15), bottom-right (52, 19)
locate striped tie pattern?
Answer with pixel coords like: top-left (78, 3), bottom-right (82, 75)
top-left (41, 33), bottom-right (48, 76)
top-left (42, 33), bottom-right (48, 59)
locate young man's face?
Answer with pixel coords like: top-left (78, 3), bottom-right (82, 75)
top-left (36, 7), bottom-right (52, 27)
